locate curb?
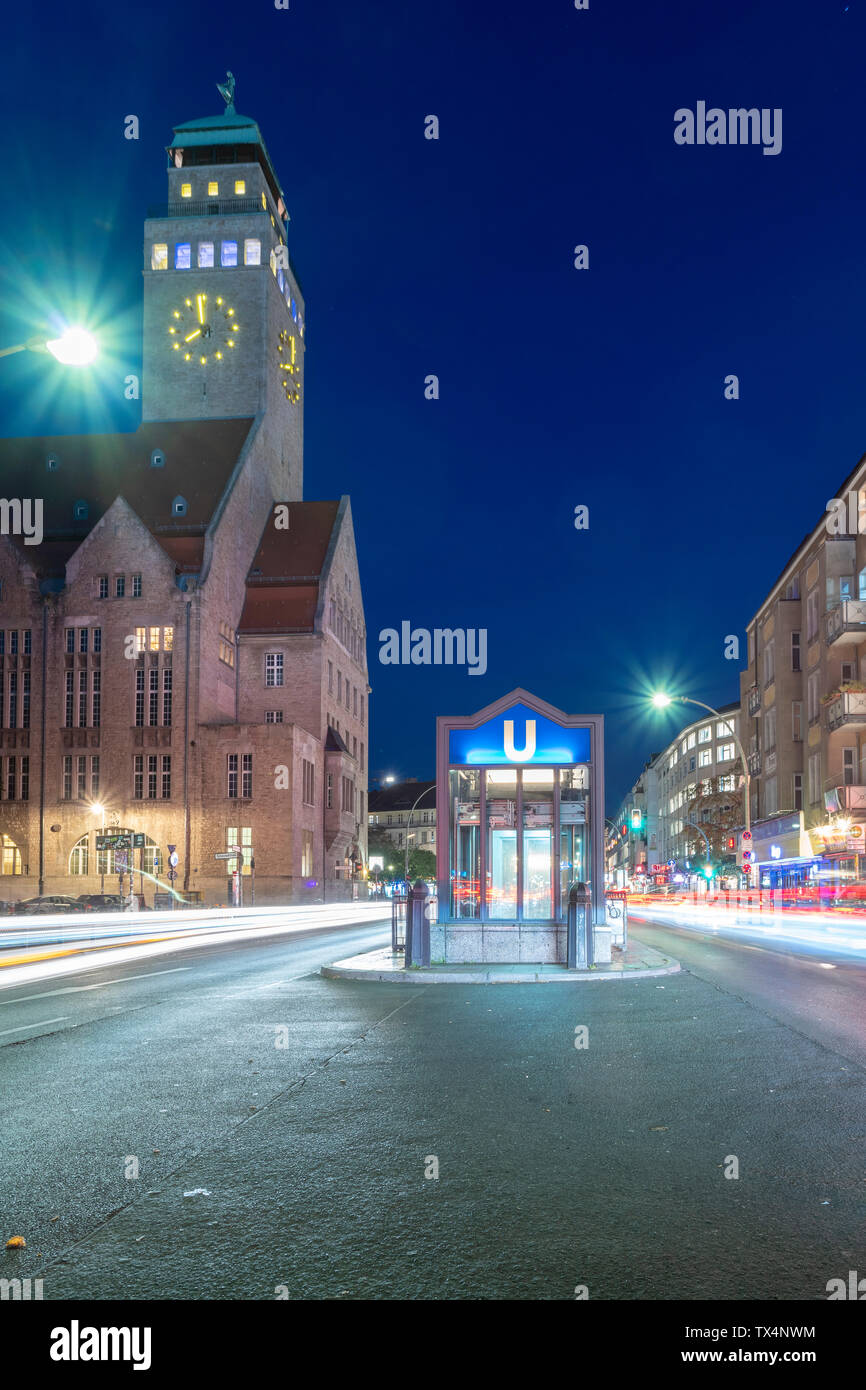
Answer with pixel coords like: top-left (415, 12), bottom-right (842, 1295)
top-left (321, 950), bottom-right (681, 985)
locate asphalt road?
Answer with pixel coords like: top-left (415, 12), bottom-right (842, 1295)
top-left (1, 914), bottom-right (865, 1300)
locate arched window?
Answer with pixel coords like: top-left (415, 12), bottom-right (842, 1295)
top-left (0, 834), bottom-right (22, 875)
top-left (69, 834), bottom-right (89, 875)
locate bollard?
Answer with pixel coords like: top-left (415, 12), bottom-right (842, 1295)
top-left (567, 881), bottom-right (591, 968)
top-left (405, 880), bottom-right (430, 967)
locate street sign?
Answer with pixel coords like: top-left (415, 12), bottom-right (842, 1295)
top-left (742, 831), bottom-right (752, 841)
top-left (96, 833), bottom-right (131, 851)
top-left (214, 852), bottom-right (236, 860)
top-left (133, 833), bottom-right (146, 848)
top-left (168, 851), bottom-right (179, 868)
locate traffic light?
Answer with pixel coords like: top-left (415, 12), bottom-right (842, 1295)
top-left (703, 864), bottom-right (715, 879)
top-left (620, 825), bottom-right (628, 838)
top-left (630, 807), bottom-right (643, 830)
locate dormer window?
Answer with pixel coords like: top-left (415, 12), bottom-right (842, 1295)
top-left (151, 449), bottom-right (165, 468)
top-left (73, 500), bottom-right (88, 521)
top-left (171, 495), bottom-right (187, 517)
top-left (46, 453), bottom-right (60, 472)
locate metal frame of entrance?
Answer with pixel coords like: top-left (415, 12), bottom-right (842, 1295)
top-left (436, 689), bottom-right (605, 927)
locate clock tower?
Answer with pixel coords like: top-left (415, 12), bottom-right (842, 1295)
top-left (141, 74), bottom-right (304, 499)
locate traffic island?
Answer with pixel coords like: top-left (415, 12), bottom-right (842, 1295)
top-left (321, 938), bottom-right (680, 985)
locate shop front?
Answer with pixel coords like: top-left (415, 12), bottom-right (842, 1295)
top-left (434, 689), bottom-right (604, 963)
top-left (751, 811), bottom-right (821, 891)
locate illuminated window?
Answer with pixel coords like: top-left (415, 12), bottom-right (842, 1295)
top-left (163, 627), bottom-right (174, 652)
top-left (219, 622), bottom-right (235, 667)
top-left (69, 835), bottom-right (89, 875)
top-left (269, 248), bottom-right (277, 276)
top-left (198, 242), bottom-right (214, 268)
top-left (151, 243), bottom-right (168, 270)
top-left (208, 181), bottom-right (219, 196)
top-left (234, 179), bottom-right (246, 195)
top-left (149, 627), bottom-right (160, 652)
top-left (262, 192), bottom-right (267, 209)
top-left (180, 183), bottom-right (192, 198)
top-left (175, 243), bottom-right (191, 270)
top-left (221, 241), bottom-right (238, 267)
top-left (277, 268), bottom-right (285, 294)
top-left (244, 238), bottom-right (261, 265)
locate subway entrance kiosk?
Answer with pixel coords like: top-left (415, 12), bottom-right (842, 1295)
top-left (434, 689), bottom-right (604, 964)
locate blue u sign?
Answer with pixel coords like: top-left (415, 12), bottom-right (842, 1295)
top-left (449, 704), bottom-right (591, 766)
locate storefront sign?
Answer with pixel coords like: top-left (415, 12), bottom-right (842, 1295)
top-left (448, 702), bottom-right (591, 766)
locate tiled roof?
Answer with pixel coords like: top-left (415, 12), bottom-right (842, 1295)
top-left (0, 418), bottom-right (254, 576)
top-left (238, 500), bottom-right (341, 634)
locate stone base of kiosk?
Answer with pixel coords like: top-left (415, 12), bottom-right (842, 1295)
top-left (429, 923), bottom-right (613, 965)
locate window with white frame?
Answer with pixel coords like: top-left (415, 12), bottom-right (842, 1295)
top-left (265, 653), bottom-right (283, 687)
top-left (717, 743), bottom-right (735, 762)
top-left (698, 749), bottom-right (712, 768)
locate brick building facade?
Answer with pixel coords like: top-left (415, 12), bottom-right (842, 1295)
top-left (0, 81), bottom-right (368, 905)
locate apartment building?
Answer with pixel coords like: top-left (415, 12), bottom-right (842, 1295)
top-left (739, 460), bottom-right (866, 888)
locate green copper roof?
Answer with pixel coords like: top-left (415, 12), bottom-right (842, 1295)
top-left (168, 110), bottom-right (285, 203)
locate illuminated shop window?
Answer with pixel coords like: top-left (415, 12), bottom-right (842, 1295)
top-left (175, 243), bottom-right (191, 270)
top-left (244, 238), bottom-right (261, 265)
top-left (221, 240), bottom-right (238, 267)
top-left (198, 242), bottom-right (214, 268)
top-left (151, 243), bottom-right (168, 270)
top-left (234, 179), bottom-right (246, 195)
top-left (208, 181), bottom-right (219, 196)
top-left (180, 183), bottom-right (192, 198)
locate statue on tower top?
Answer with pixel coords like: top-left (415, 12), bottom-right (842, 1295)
top-left (217, 71), bottom-right (236, 114)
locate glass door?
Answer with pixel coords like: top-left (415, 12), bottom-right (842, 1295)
top-left (486, 769), bottom-right (517, 917)
top-left (522, 770), bottom-right (554, 919)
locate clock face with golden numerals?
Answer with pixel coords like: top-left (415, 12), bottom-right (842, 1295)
top-left (276, 329), bottom-right (301, 403)
top-left (168, 292), bottom-right (239, 365)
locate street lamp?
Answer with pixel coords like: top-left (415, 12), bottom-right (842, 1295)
top-left (651, 691), bottom-right (751, 857)
top-left (0, 326), bottom-right (98, 365)
top-left (404, 784), bottom-right (435, 882)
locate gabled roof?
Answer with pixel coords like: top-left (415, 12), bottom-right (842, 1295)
top-left (238, 500), bottom-right (341, 634)
top-left (0, 419), bottom-right (254, 578)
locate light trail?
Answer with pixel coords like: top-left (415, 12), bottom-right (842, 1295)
top-left (0, 903), bottom-right (390, 989)
top-left (629, 896), bottom-right (866, 961)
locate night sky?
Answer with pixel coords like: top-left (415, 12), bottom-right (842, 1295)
top-left (1, 0), bottom-right (863, 812)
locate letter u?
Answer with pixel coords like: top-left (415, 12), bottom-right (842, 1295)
top-left (504, 719), bottom-right (536, 761)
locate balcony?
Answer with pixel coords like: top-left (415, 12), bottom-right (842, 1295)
top-left (747, 751), bottom-right (761, 775)
top-left (747, 685), bottom-right (761, 716)
top-left (825, 599), bottom-right (866, 645)
top-left (837, 784), bottom-right (866, 811)
top-left (826, 690), bottom-right (866, 731)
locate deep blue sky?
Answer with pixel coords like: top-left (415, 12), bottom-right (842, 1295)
top-left (1, 0), bottom-right (863, 812)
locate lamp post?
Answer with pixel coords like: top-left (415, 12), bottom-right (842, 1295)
top-left (0, 327), bottom-right (98, 365)
top-left (651, 692), bottom-right (751, 867)
top-left (404, 784), bottom-right (435, 882)
top-left (91, 802), bottom-right (106, 893)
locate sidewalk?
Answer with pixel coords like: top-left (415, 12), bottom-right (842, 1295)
top-left (321, 937), bottom-right (680, 984)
